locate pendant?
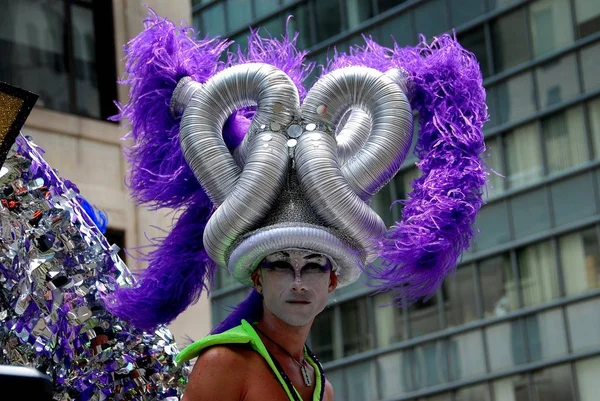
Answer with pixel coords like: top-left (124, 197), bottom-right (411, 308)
top-left (301, 364), bottom-right (312, 387)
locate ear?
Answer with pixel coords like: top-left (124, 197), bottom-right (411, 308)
top-left (328, 271), bottom-right (338, 293)
top-left (251, 269), bottom-right (263, 294)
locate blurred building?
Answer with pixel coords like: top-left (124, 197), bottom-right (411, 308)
top-left (0, 0), bottom-right (212, 345)
top-left (194, 0), bottom-right (600, 400)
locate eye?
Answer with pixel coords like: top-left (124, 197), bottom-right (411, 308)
top-left (303, 263), bottom-right (329, 273)
top-left (264, 261), bottom-right (293, 272)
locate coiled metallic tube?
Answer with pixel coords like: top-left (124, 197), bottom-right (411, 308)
top-left (178, 63), bottom-right (299, 267)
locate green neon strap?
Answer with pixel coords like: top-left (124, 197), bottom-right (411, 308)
top-left (176, 319), bottom-right (323, 401)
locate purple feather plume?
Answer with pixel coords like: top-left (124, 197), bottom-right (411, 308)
top-left (111, 9), bottom-right (229, 209)
top-left (211, 289), bottom-right (264, 334)
top-left (228, 23), bottom-right (314, 100)
top-left (105, 193), bottom-right (216, 331)
top-left (328, 35), bottom-right (488, 304)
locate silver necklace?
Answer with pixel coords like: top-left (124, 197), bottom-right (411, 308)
top-left (255, 326), bottom-right (312, 387)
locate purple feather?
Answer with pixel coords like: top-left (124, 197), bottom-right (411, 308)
top-left (228, 23), bottom-right (314, 100)
top-left (105, 193), bottom-right (216, 331)
top-left (211, 289), bottom-right (264, 334)
top-left (111, 9), bottom-right (229, 209)
top-left (328, 35), bottom-right (488, 304)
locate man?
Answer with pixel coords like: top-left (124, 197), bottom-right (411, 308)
top-left (182, 251), bottom-right (336, 401)
top-left (109, 12), bottom-right (487, 401)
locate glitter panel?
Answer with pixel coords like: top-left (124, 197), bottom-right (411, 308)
top-left (0, 135), bottom-right (188, 400)
top-left (0, 92), bottom-right (23, 140)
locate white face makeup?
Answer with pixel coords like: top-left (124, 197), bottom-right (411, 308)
top-left (257, 250), bottom-right (335, 327)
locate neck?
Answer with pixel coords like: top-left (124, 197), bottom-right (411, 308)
top-left (255, 307), bottom-right (312, 360)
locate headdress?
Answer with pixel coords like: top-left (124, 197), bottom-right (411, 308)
top-left (108, 11), bottom-right (488, 332)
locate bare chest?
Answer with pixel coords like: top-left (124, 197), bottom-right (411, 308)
top-left (241, 358), bottom-right (330, 401)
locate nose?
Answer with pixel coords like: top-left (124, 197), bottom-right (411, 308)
top-left (291, 274), bottom-right (307, 292)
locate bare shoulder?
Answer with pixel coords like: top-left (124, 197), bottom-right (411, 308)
top-left (325, 378), bottom-right (334, 400)
top-left (182, 345), bottom-right (254, 401)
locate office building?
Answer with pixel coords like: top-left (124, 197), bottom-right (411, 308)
top-left (0, 0), bottom-right (212, 345)
top-left (193, 0), bottom-right (600, 400)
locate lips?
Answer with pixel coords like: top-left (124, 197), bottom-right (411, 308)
top-left (286, 300), bottom-right (311, 305)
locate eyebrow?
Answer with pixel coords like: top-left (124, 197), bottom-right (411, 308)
top-left (304, 253), bottom-right (324, 260)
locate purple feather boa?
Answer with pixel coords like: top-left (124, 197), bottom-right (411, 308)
top-left (105, 193), bottom-right (215, 331)
top-left (328, 35), bottom-right (488, 304)
top-left (111, 9), bottom-right (228, 209)
top-left (109, 11), bottom-right (314, 330)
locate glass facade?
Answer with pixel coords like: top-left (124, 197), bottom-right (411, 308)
top-left (0, 0), bottom-right (117, 120)
top-left (194, 0), bottom-right (600, 399)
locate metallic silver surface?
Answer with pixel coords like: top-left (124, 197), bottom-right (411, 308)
top-left (170, 77), bottom-right (201, 118)
top-left (295, 131), bottom-right (386, 262)
top-left (179, 63), bottom-right (299, 205)
top-left (178, 63), bottom-right (298, 267)
top-left (172, 63), bottom-right (415, 284)
top-left (302, 66), bottom-right (413, 201)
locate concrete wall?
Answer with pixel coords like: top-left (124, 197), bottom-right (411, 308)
top-left (23, 0), bottom-right (212, 345)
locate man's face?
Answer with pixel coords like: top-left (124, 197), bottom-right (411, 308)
top-left (255, 250), bottom-right (337, 327)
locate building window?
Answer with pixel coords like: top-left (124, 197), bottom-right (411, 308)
top-left (504, 122), bottom-right (543, 189)
top-left (371, 183), bottom-right (395, 226)
top-left (377, 12), bottom-right (414, 48)
top-left (484, 137), bottom-right (504, 199)
top-left (449, 0), bottom-right (486, 28)
top-left (517, 240), bottom-right (560, 307)
top-left (580, 42), bottom-right (600, 93)
top-left (575, 356), bottom-right (600, 401)
top-left (444, 264), bottom-right (479, 326)
top-left (411, 340), bottom-right (449, 389)
top-left (574, 0), bottom-right (600, 39)
top-left (341, 298), bottom-right (372, 356)
top-left (197, 2), bottom-right (227, 36)
top-left (529, 0), bottom-right (574, 58)
top-left (589, 97), bottom-right (600, 159)
top-left (510, 188), bottom-right (551, 239)
top-left (480, 253), bottom-right (517, 317)
top-left (314, 0), bottom-right (343, 43)
top-left (374, 292), bottom-right (405, 347)
top-left (458, 26), bottom-right (490, 79)
top-left (535, 54), bottom-right (580, 108)
top-left (346, 0), bottom-right (373, 29)
top-left (254, 0), bottom-right (280, 20)
top-left (260, 15), bottom-right (284, 38)
top-left (494, 72), bottom-right (537, 125)
top-left (542, 105), bottom-right (588, 174)
top-left (345, 360), bottom-right (378, 401)
top-left (377, 0), bottom-right (410, 14)
top-left (550, 173), bottom-right (597, 226)
top-left (448, 330), bottom-right (487, 381)
top-left (287, 3), bottom-right (312, 49)
top-left (559, 227), bottom-right (600, 296)
top-left (532, 364), bottom-right (576, 401)
top-left (0, 0), bottom-right (117, 120)
top-left (492, 374), bottom-right (531, 401)
top-left (475, 202), bottom-right (511, 249)
top-left (566, 298), bottom-right (600, 352)
top-left (226, 0), bottom-right (253, 33)
top-left (216, 264), bottom-right (238, 290)
top-left (455, 384), bottom-right (492, 401)
top-left (378, 350), bottom-right (412, 398)
top-left (486, 320), bottom-right (528, 371)
top-left (310, 306), bottom-right (334, 362)
top-left (211, 289), bottom-right (248, 325)
top-left (525, 309), bottom-right (568, 362)
top-left (414, 0), bottom-right (449, 39)
top-left (491, 8), bottom-right (531, 72)
top-left (409, 296), bottom-right (441, 338)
